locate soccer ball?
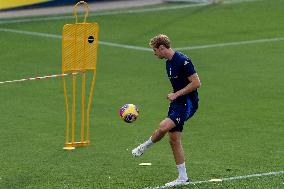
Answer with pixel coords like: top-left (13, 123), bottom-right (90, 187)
top-left (120, 104), bottom-right (139, 123)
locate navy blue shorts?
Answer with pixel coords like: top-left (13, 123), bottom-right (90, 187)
top-left (167, 100), bottom-right (198, 132)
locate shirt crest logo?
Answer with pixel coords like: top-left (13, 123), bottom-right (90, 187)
top-left (176, 118), bottom-right (180, 124)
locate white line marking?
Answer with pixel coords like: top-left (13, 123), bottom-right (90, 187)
top-left (0, 4), bottom-right (207, 25)
top-left (0, 72), bottom-right (83, 85)
top-left (143, 170), bottom-right (284, 189)
top-left (99, 41), bottom-right (151, 51)
top-left (0, 27), bottom-right (152, 51)
top-left (1, 27), bottom-right (283, 52)
top-left (176, 37), bottom-right (284, 51)
top-left (0, 27), bottom-right (61, 39)
top-left (0, 0), bottom-right (263, 25)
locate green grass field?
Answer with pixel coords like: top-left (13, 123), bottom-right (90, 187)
top-left (0, 0), bottom-right (284, 188)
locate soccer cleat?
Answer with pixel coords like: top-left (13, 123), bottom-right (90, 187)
top-left (132, 144), bottom-right (146, 157)
top-left (164, 178), bottom-right (190, 187)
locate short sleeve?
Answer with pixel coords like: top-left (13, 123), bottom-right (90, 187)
top-left (183, 59), bottom-right (196, 77)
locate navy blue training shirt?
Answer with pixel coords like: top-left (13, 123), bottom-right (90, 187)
top-left (166, 51), bottom-right (199, 106)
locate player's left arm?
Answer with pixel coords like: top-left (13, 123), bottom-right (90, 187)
top-left (167, 73), bottom-right (201, 101)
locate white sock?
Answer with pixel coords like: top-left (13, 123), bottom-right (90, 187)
top-left (176, 162), bottom-right (188, 181)
top-left (143, 136), bottom-right (153, 148)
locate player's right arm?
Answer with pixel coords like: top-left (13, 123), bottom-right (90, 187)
top-left (167, 73), bottom-right (201, 101)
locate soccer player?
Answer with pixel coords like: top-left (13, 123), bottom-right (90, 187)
top-left (132, 34), bottom-right (201, 187)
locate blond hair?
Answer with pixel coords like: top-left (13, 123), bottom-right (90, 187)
top-left (149, 34), bottom-right (171, 49)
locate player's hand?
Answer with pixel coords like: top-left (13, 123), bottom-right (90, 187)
top-left (167, 92), bottom-right (178, 101)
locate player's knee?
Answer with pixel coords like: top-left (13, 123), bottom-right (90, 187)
top-left (158, 122), bottom-right (168, 134)
top-left (157, 127), bottom-right (167, 135)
